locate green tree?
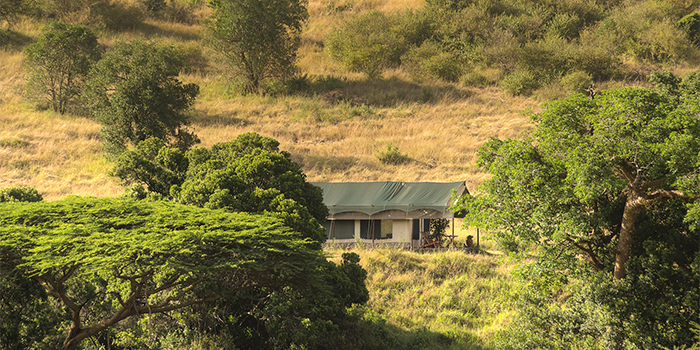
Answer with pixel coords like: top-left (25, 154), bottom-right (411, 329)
top-left (111, 134), bottom-right (373, 349)
top-left (0, 196), bottom-right (325, 350)
top-left (24, 22), bottom-right (101, 114)
top-left (456, 71), bottom-right (700, 347)
top-left (85, 40), bottom-right (199, 156)
top-left (114, 132), bottom-right (328, 245)
top-left (206, 0), bottom-right (308, 93)
top-left (325, 11), bottom-right (407, 79)
top-left (0, 187), bottom-right (61, 350)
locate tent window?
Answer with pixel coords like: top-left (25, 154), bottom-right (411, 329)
top-left (412, 219), bottom-right (431, 240)
top-left (360, 220), bottom-right (381, 239)
top-left (380, 220), bottom-right (393, 239)
top-left (323, 220), bottom-right (355, 239)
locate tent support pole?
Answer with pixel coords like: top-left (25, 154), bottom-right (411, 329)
top-left (451, 218), bottom-right (455, 249)
top-left (477, 227), bottom-right (480, 248)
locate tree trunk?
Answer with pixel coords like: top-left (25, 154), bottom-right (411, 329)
top-left (614, 191), bottom-right (645, 280)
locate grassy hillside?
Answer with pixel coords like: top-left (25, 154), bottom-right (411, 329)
top-left (2, 1), bottom-right (699, 200)
top-left (1, 0), bottom-right (546, 200)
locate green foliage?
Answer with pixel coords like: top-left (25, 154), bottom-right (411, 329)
top-left (111, 137), bottom-right (189, 198)
top-left (455, 71), bottom-right (700, 347)
top-left (403, 41), bottom-right (463, 82)
top-left (560, 70), bottom-right (592, 94)
top-left (141, 0), bottom-right (166, 13)
top-left (501, 69), bottom-right (540, 96)
top-left (206, 0), bottom-right (308, 94)
top-left (85, 40), bottom-right (200, 156)
top-left (0, 196), bottom-right (324, 350)
top-left (375, 143), bottom-right (410, 165)
top-left (113, 132), bottom-right (328, 245)
top-left (678, 13), bottom-right (700, 46)
top-left (24, 22), bottom-right (100, 114)
top-left (0, 186), bottom-right (43, 202)
top-left (325, 11), bottom-right (408, 79)
top-left (429, 218), bottom-right (450, 245)
top-left (37, 0), bottom-right (143, 30)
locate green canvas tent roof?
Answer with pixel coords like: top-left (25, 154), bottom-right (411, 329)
top-left (311, 181), bottom-right (468, 216)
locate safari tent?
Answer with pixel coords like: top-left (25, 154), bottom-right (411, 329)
top-left (311, 181), bottom-right (468, 248)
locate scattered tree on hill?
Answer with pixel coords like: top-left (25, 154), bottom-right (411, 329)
top-left (456, 70), bottom-right (700, 348)
top-left (0, 197), bottom-right (327, 350)
top-left (206, 0), bottom-right (308, 93)
top-left (24, 22), bottom-right (100, 114)
top-left (326, 11), bottom-right (407, 79)
top-left (85, 40), bottom-right (199, 156)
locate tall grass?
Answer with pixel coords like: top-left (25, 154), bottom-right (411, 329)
top-left (326, 247), bottom-right (520, 349)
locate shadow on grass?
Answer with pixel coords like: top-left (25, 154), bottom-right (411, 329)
top-left (0, 30), bottom-right (34, 51)
top-left (308, 75), bottom-right (472, 108)
top-left (292, 154), bottom-right (362, 174)
top-left (345, 306), bottom-right (488, 350)
top-left (189, 110), bottom-right (249, 128)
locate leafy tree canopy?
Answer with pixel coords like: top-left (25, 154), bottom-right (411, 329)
top-left (206, 0), bottom-right (308, 93)
top-left (0, 196), bottom-right (324, 350)
top-left (455, 70), bottom-right (700, 347)
top-left (85, 39), bottom-right (199, 156)
top-left (112, 132), bottom-right (328, 246)
top-left (24, 22), bottom-right (101, 114)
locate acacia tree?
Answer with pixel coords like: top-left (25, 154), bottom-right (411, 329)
top-left (455, 71), bottom-right (700, 347)
top-left (0, 197), bottom-right (324, 350)
top-left (207, 0), bottom-right (308, 93)
top-left (24, 22), bottom-right (101, 114)
top-left (85, 40), bottom-right (199, 156)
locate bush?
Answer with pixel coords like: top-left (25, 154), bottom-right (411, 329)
top-left (376, 144), bottom-right (410, 165)
top-left (403, 41), bottom-right (463, 82)
top-left (325, 11), bottom-right (408, 78)
top-left (561, 71), bottom-right (592, 94)
top-left (501, 69), bottom-right (540, 96)
top-left (0, 187), bottom-right (43, 202)
top-left (678, 13), bottom-right (700, 46)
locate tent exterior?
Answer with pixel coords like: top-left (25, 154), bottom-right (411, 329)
top-left (311, 181), bottom-right (468, 248)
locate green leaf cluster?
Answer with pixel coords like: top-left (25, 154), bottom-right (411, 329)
top-left (206, 0), bottom-right (308, 93)
top-left (85, 39), bottom-right (200, 156)
top-left (113, 132), bottom-right (328, 246)
top-left (24, 22), bottom-right (101, 114)
top-left (456, 70), bottom-right (700, 348)
top-left (0, 196), bottom-right (326, 349)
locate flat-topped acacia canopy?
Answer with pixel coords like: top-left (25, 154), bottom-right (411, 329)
top-left (0, 196), bottom-right (320, 350)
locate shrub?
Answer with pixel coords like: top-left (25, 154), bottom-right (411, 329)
top-left (325, 11), bottom-right (408, 78)
top-left (376, 144), bottom-right (410, 165)
top-left (0, 187), bottom-right (43, 202)
top-left (403, 41), bottom-right (463, 82)
top-left (561, 71), bottom-right (592, 94)
top-left (678, 13), bottom-right (700, 46)
top-left (461, 70), bottom-right (491, 87)
top-left (501, 69), bottom-right (540, 96)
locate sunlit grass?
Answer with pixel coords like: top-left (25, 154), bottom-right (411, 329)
top-left (326, 246), bottom-right (521, 348)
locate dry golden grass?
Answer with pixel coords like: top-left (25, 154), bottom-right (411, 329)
top-left (0, 0), bottom-right (542, 201)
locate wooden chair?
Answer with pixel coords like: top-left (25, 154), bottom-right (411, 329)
top-left (419, 231), bottom-right (441, 249)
